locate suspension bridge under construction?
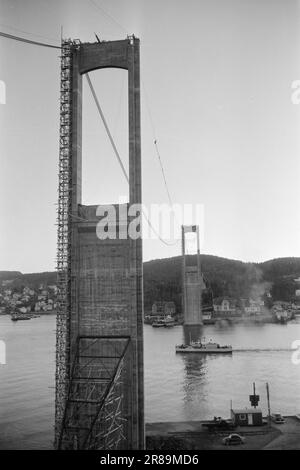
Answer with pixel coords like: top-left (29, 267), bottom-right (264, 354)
top-left (0, 30), bottom-right (204, 450)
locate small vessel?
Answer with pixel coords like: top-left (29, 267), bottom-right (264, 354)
top-left (152, 315), bottom-right (176, 328)
top-left (202, 311), bottom-right (216, 325)
top-left (152, 319), bottom-right (166, 327)
top-left (176, 337), bottom-right (232, 354)
top-left (11, 313), bottom-right (32, 321)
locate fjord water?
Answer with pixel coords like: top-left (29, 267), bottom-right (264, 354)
top-left (0, 315), bottom-right (299, 449)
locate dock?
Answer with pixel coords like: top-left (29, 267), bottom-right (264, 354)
top-left (146, 416), bottom-right (300, 450)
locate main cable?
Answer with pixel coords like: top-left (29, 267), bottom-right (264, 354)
top-left (0, 30), bottom-right (61, 49)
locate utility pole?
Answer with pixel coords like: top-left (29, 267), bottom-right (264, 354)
top-left (249, 382), bottom-right (259, 408)
top-left (266, 382), bottom-right (271, 426)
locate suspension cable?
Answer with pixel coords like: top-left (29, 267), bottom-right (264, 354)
top-left (85, 73), bottom-right (179, 246)
top-left (0, 26), bottom-right (180, 247)
top-left (86, 73), bottom-right (129, 183)
top-left (142, 79), bottom-right (175, 208)
top-left (0, 30), bottom-right (61, 49)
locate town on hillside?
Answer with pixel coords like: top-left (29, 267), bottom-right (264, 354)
top-left (0, 281), bottom-right (57, 316)
top-left (1, 270), bottom-right (300, 325)
top-left (144, 276), bottom-right (300, 326)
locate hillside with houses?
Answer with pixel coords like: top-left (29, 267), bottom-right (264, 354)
top-left (1, 255), bottom-right (300, 321)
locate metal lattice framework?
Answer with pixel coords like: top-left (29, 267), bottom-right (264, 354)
top-left (55, 39), bottom-right (73, 446)
top-left (58, 336), bottom-right (131, 450)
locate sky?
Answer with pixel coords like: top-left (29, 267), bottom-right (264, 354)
top-left (1, 0), bottom-right (300, 272)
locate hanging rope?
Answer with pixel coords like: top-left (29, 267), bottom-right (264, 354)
top-left (142, 79), bottom-right (178, 211)
top-left (86, 73), bottom-right (129, 183)
top-left (88, 0), bottom-right (129, 35)
top-left (85, 73), bottom-right (179, 246)
top-left (154, 140), bottom-right (173, 207)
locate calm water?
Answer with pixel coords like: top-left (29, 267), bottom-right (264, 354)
top-left (0, 315), bottom-right (300, 449)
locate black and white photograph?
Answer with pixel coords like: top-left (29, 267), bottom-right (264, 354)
top-left (0, 0), bottom-right (300, 456)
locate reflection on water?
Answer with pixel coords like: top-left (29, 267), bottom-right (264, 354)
top-left (0, 315), bottom-right (300, 449)
top-left (181, 354), bottom-right (207, 405)
top-left (145, 319), bottom-right (300, 423)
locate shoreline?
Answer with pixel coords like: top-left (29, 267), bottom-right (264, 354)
top-left (146, 416), bottom-right (300, 450)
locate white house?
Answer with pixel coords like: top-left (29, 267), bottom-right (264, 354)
top-left (244, 299), bottom-right (263, 315)
top-left (19, 306), bottom-right (29, 314)
top-left (213, 298), bottom-right (236, 315)
top-left (38, 294), bottom-right (47, 301)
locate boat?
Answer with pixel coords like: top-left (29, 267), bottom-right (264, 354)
top-left (152, 315), bottom-right (176, 328)
top-left (175, 338), bottom-right (232, 353)
top-left (152, 319), bottom-right (166, 327)
top-left (202, 311), bottom-right (216, 325)
top-left (11, 313), bottom-right (32, 321)
top-left (203, 318), bottom-right (216, 325)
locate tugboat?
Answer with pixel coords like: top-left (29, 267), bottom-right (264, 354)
top-left (202, 311), bottom-right (216, 325)
top-left (152, 315), bottom-right (176, 328)
top-left (176, 337), bottom-right (232, 354)
top-left (11, 313), bottom-right (32, 321)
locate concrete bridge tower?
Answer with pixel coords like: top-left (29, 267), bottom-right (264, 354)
top-left (182, 225), bottom-right (203, 325)
top-left (55, 37), bottom-right (144, 450)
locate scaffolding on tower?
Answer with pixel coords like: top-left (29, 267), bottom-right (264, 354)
top-left (55, 38), bottom-right (74, 447)
top-left (57, 336), bottom-right (131, 450)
